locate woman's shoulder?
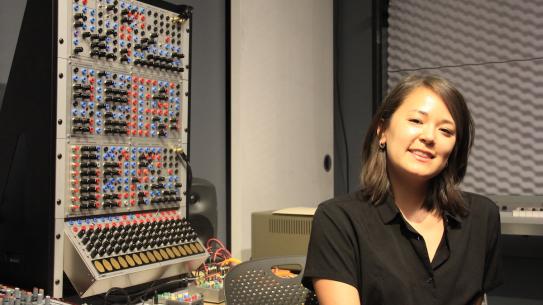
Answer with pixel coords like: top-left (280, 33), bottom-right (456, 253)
top-left (316, 191), bottom-right (373, 219)
top-left (461, 191), bottom-right (500, 221)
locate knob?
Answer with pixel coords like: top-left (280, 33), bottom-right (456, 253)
top-left (77, 229), bottom-right (86, 238)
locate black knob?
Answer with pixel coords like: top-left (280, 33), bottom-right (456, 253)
top-left (86, 243), bottom-right (94, 252)
top-left (77, 229), bottom-right (86, 238)
top-left (74, 47), bottom-right (84, 54)
top-left (81, 236), bottom-right (90, 245)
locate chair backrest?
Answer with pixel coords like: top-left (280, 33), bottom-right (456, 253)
top-left (224, 256), bottom-right (319, 305)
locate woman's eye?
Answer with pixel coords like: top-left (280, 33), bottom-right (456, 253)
top-left (408, 118), bottom-right (422, 124)
top-left (440, 128), bottom-right (454, 136)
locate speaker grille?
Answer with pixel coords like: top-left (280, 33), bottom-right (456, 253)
top-left (269, 217), bottom-right (312, 235)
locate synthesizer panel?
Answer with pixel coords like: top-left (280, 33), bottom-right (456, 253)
top-left (53, 0), bottom-right (206, 298)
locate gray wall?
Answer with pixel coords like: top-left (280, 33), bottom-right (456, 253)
top-left (167, 0), bottom-right (227, 243)
top-left (334, 0), bottom-right (375, 195)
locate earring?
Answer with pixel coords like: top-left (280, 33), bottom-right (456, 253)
top-left (379, 142), bottom-right (386, 150)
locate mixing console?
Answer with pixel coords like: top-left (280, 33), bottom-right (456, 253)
top-left (55, 0), bottom-right (202, 298)
top-left (0, 0), bottom-right (200, 299)
top-left (65, 211), bottom-right (204, 275)
top-left (0, 286), bottom-right (71, 305)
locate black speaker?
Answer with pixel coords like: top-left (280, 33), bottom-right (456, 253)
top-left (188, 178), bottom-right (218, 243)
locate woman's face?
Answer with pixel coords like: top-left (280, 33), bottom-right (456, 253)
top-left (380, 87), bottom-right (457, 183)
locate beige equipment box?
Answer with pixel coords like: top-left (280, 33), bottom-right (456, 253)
top-left (251, 208), bottom-right (316, 259)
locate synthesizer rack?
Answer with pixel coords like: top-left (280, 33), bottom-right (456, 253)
top-left (0, 0), bottom-right (207, 299)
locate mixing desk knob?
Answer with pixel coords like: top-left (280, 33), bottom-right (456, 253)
top-left (74, 13), bottom-right (86, 20)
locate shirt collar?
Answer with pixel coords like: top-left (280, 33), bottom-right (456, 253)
top-left (376, 192), bottom-right (463, 226)
top-left (443, 210), bottom-right (463, 226)
top-left (376, 192), bottom-right (401, 224)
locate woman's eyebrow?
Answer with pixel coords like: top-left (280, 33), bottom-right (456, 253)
top-left (408, 109), bottom-right (455, 125)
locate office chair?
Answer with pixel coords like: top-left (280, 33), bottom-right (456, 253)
top-left (224, 256), bottom-right (319, 305)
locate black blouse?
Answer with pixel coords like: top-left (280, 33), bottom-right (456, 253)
top-left (302, 191), bottom-right (503, 305)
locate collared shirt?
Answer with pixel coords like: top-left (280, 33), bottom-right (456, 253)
top-left (302, 191), bottom-right (503, 305)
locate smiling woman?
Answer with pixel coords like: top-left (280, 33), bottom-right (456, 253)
top-left (302, 75), bottom-right (503, 305)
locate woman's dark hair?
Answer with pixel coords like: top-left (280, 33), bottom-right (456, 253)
top-left (361, 74), bottom-right (474, 216)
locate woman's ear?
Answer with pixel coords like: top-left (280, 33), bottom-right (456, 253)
top-left (377, 119), bottom-right (386, 143)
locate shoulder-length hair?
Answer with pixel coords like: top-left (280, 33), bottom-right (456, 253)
top-left (360, 74), bottom-right (474, 216)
